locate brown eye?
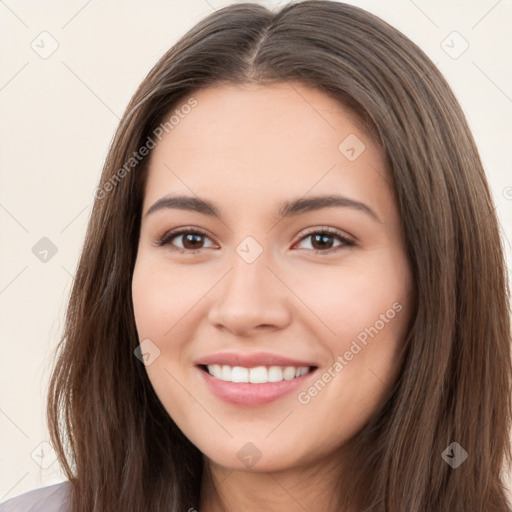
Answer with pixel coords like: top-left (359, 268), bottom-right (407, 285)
top-left (157, 229), bottom-right (216, 253)
top-left (180, 232), bottom-right (206, 250)
top-left (295, 228), bottom-right (354, 254)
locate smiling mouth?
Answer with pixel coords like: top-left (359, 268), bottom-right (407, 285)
top-left (199, 364), bottom-right (317, 384)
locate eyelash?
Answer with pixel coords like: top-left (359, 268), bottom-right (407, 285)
top-left (156, 226), bottom-right (355, 255)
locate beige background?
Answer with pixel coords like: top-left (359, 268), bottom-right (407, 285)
top-left (1, 0), bottom-right (511, 501)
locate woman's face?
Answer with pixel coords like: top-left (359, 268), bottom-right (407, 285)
top-left (132, 82), bottom-right (413, 473)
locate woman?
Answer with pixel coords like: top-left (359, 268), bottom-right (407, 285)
top-left (1, 1), bottom-right (510, 511)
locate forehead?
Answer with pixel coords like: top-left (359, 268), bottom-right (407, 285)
top-left (143, 82), bottom-right (392, 218)
top-left (155, 81), bottom-right (371, 158)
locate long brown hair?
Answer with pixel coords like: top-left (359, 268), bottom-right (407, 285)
top-left (47, 1), bottom-right (512, 510)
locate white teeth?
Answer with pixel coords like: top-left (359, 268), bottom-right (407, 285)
top-left (221, 365), bottom-right (231, 381)
top-left (249, 366), bottom-right (268, 383)
top-left (206, 364), bottom-right (311, 383)
top-left (210, 364), bottom-right (222, 379)
top-left (283, 366), bottom-right (296, 380)
top-left (231, 366), bottom-right (249, 383)
top-left (268, 366), bottom-right (283, 382)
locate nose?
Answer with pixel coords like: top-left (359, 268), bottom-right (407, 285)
top-left (207, 248), bottom-right (291, 337)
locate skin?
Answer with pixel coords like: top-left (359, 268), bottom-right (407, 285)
top-left (131, 82), bottom-right (413, 511)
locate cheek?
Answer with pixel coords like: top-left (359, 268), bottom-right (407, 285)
top-left (291, 253), bottom-right (411, 411)
top-left (293, 257), bottom-right (411, 346)
top-left (131, 255), bottom-right (209, 340)
top-left (131, 257), bottom-right (202, 423)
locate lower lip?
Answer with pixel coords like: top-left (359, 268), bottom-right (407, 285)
top-left (197, 366), bottom-right (316, 406)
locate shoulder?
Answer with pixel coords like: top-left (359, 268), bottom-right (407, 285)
top-left (0, 481), bottom-right (70, 512)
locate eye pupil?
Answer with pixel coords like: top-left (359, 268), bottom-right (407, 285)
top-left (311, 234), bottom-right (334, 250)
top-left (183, 233), bottom-right (203, 249)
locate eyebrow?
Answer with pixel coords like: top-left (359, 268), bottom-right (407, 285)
top-left (145, 194), bottom-right (381, 222)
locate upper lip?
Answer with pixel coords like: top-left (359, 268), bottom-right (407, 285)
top-left (195, 351), bottom-right (317, 368)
